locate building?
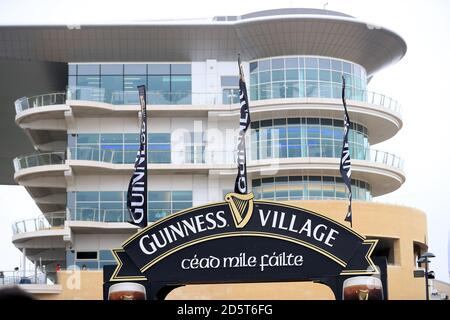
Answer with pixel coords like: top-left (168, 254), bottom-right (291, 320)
top-left (0, 8), bottom-right (429, 299)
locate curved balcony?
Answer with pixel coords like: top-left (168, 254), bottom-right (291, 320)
top-left (12, 214), bottom-right (65, 235)
top-left (13, 152), bottom-right (65, 172)
top-left (14, 93), bottom-right (66, 114)
top-left (66, 85), bottom-right (400, 112)
top-left (13, 147), bottom-right (403, 173)
top-left (14, 86), bottom-right (400, 114)
top-left (13, 145), bottom-right (404, 197)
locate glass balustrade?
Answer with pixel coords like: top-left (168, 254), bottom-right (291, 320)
top-left (13, 147), bottom-right (403, 172)
top-left (12, 214), bottom-right (65, 235)
top-left (14, 87), bottom-right (401, 114)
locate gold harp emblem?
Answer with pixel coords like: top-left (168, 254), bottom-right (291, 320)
top-left (225, 192), bottom-right (254, 228)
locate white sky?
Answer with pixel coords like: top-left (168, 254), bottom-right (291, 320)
top-left (0, 0), bottom-right (449, 283)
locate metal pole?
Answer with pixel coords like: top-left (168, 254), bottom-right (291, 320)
top-left (425, 259), bottom-right (429, 300)
top-left (22, 248), bottom-right (26, 278)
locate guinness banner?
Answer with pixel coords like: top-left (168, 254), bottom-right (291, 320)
top-left (105, 193), bottom-right (379, 299)
top-left (126, 85), bottom-right (148, 228)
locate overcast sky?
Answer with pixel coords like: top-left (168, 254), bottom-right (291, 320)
top-left (0, 0), bottom-right (449, 282)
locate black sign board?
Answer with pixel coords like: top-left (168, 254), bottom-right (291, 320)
top-left (104, 193), bottom-right (384, 300)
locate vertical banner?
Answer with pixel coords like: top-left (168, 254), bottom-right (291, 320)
top-left (126, 85), bottom-right (148, 228)
top-left (339, 77), bottom-right (352, 226)
top-left (234, 54), bottom-right (251, 194)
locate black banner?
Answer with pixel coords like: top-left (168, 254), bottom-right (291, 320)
top-left (234, 55), bottom-right (251, 194)
top-left (126, 85), bottom-right (148, 228)
top-left (340, 77), bottom-right (352, 225)
top-left (107, 193), bottom-right (378, 299)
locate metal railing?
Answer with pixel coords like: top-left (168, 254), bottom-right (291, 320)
top-left (13, 152), bottom-right (65, 172)
top-left (14, 93), bottom-right (66, 114)
top-left (0, 270), bottom-right (48, 285)
top-left (12, 214), bottom-right (65, 235)
top-left (67, 208), bottom-right (129, 223)
top-left (67, 147), bottom-right (236, 165)
top-left (67, 207), bottom-right (179, 224)
top-left (14, 86), bottom-right (401, 114)
top-left (12, 146), bottom-right (403, 172)
top-left (252, 145), bottom-right (404, 170)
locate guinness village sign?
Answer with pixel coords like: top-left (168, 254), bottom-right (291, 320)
top-left (103, 193), bottom-right (386, 300)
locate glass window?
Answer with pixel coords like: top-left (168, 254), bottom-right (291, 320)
top-left (285, 57), bottom-right (298, 69)
top-left (171, 64), bottom-right (191, 75)
top-left (75, 261), bottom-right (98, 270)
top-left (100, 191), bottom-right (123, 202)
top-left (319, 58), bottom-right (331, 69)
top-left (319, 70), bottom-right (331, 82)
top-left (77, 134), bottom-right (99, 144)
top-left (331, 59), bottom-right (342, 71)
top-left (171, 75), bottom-right (191, 104)
top-left (286, 81), bottom-right (299, 98)
top-left (305, 69), bottom-right (318, 81)
top-left (147, 64), bottom-right (170, 75)
top-left (76, 76), bottom-right (101, 101)
top-left (259, 71), bottom-right (271, 83)
top-left (286, 69), bottom-right (299, 81)
top-left (249, 61), bottom-right (258, 73)
top-left (124, 64), bottom-right (146, 75)
top-left (149, 133), bottom-right (171, 163)
top-left (272, 82), bottom-right (286, 99)
top-left (124, 75), bottom-right (147, 104)
top-left (172, 191), bottom-right (192, 201)
top-left (77, 64), bottom-right (99, 75)
top-left (76, 192), bottom-right (98, 202)
top-left (148, 75), bottom-right (171, 104)
top-left (305, 57), bottom-right (318, 68)
top-left (101, 64), bottom-right (123, 75)
top-left (271, 58), bottom-right (284, 69)
top-left (343, 62), bottom-right (352, 74)
top-left (259, 59), bottom-right (270, 71)
top-left (101, 75), bottom-right (123, 104)
top-left (68, 64), bottom-right (77, 75)
top-left (306, 82), bottom-right (319, 97)
top-left (99, 250), bottom-right (114, 261)
top-left (223, 88), bottom-right (240, 104)
top-left (272, 70), bottom-right (284, 82)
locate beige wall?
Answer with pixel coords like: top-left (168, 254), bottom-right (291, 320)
top-left (34, 201), bottom-right (428, 300)
top-left (35, 270), bottom-right (103, 300)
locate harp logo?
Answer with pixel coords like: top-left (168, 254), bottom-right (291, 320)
top-left (225, 192), bottom-right (254, 228)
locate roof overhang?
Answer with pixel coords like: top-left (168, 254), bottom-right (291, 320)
top-left (0, 13), bottom-right (406, 76)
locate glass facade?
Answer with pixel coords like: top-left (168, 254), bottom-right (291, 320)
top-left (66, 250), bottom-right (117, 270)
top-left (68, 63), bottom-right (192, 104)
top-left (251, 117), bottom-right (369, 160)
top-left (68, 190), bottom-right (193, 223)
top-left (70, 132), bottom-right (207, 164)
top-left (249, 56), bottom-right (367, 102)
top-left (252, 176), bottom-right (372, 201)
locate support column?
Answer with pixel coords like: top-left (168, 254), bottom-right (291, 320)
top-left (22, 248), bottom-right (26, 278)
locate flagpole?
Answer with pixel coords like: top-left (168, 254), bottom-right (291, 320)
top-left (340, 76), bottom-right (353, 228)
top-left (234, 54), bottom-right (251, 195)
top-left (126, 85), bottom-right (148, 229)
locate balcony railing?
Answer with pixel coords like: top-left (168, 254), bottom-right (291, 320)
top-left (0, 270), bottom-right (48, 285)
top-left (67, 147), bottom-right (236, 165)
top-left (14, 86), bottom-right (401, 115)
top-left (67, 208), bottom-right (129, 223)
top-left (13, 152), bottom-right (65, 172)
top-left (14, 93), bottom-right (66, 114)
top-left (13, 146), bottom-right (404, 173)
top-left (12, 214), bottom-right (65, 235)
top-left (252, 145), bottom-right (404, 170)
